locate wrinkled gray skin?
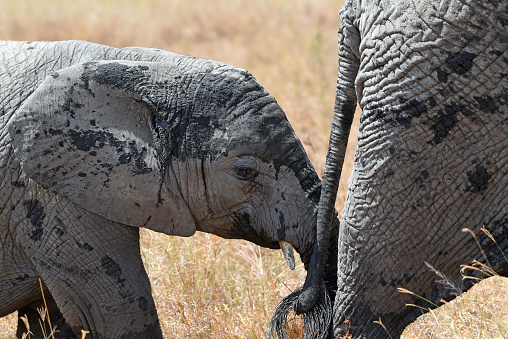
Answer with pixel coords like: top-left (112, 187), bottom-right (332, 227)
top-left (0, 40), bottom-right (338, 338)
top-left (297, 0), bottom-right (507, 338)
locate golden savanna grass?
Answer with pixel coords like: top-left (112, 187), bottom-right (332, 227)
top-left (0, 0), bottom-right (506, 338)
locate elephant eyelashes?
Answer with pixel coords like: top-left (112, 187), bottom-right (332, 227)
top-left (232, 157), bottom-right (259, 181)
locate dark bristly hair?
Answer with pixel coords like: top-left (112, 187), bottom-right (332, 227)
top-left (267, 282), bottom-right (332, 339)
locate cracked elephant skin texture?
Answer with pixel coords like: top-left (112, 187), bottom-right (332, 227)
top-left (310, 0), bottom-right (508, 338)
top-left (0, 40), bottom-right (336, 338)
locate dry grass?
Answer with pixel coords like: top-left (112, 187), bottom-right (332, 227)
top-left (0, 0), bottom-right (506, 338)
top-left (402, 276), bottom-right (508, 339)
top-left (139, 231), bottom-right (307, 338)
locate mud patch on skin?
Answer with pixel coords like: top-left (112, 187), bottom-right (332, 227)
top-left (373, 98), bottom-right (428, 128)
top-left (446, 51), bottom-right (476, 75)
top-left (68, 129), bottom-right (152, 175)
top-left (117, 142), bottom-right (152, 175)
top-left (81, 62), bottom-right (149, 92)
top-left (76, 241), bottom-right (93, 251)
top-left (429, 105), bottom-right (459, 145)
top-left (38, 258), bottom-right (92, 280)
top-left (138, 297), bottom-right (149, 311)
top-left (46, 128), bottom-right (64, 137)
top-left (68, 129), bottom-right (121, 152)
top-left (24, 199), bottom-right (45, 241)
top-left (436, 68), bottom-right (449, 83)
top-left (474, 94), bottom-right (498, 113)
top-left (12, 181), bottom-right (25, 188)
top-left (465, 162), bottom-right (491, 192)
top-left (16, 274), bottom-right (30, 281)
top-left (436, 51), bottom-right (476, 83)
top-left (378, 272), bottom-right (413, 287)
top-left (61, 96), bottom-right (84, 118)
top-left (102, 256), bottom-right (125, 285)
top-left (11, 274), bottom-right (30, 287)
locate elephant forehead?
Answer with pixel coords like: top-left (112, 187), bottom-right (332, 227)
top-left (172, 99), bottom-right (290, 159)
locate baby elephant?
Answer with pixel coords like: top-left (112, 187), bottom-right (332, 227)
top-left (0, 41), bottom-right (335, 338)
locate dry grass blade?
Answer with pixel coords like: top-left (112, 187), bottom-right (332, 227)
top-left (20, 316), bottom-right (30, 339)
top-left (481, 225), bottom-right (508, 264)
top-left (424, 262), bottom-right (462, 297)
top-left (38, 279), bottom-right (55, 339)
top-left (373, 317), bottom-right (394, 339)
top-left (462, 228), bottom-right (491, 267)
top-left (398, 287), bottom-right (439, 308)
top-left (461, 259), bottom-right (498, 279)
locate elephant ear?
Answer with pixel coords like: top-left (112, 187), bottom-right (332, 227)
top-left (8, 61), bottom-right (196, 237)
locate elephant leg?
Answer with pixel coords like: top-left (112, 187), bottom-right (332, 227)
top-left (15, 192), bottom-right (163, 338)
top-left (16, 290), bottom-right (76, 339)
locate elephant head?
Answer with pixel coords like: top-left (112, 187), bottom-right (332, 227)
top-left (8, 57), bottom-right (335, 291)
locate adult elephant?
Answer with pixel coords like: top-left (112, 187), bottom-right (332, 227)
top-left (0, 40), bottom-right (338, 338)
top-left (295, 0), bottom-right (508, 338)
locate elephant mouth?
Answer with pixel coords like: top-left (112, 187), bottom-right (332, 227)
top-left (231, 212), bottom-right (312, 271)
top-left (229, 212), bottom-right (280, 249)
top-left (225, 211), bottom-right (314, 272)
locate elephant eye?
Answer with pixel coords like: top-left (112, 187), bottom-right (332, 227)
top-left (235, 167), bottom-right (256, 180)
top-left (232, 157), bottom-right (259, 181)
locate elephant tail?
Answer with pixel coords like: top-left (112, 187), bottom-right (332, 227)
top-left (267, 282), bottom-right (332, 339)
top-left (267, 218), bottom-right (339, 339)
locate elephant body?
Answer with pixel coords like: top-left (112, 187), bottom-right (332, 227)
top-left (0, 41), bottom-right (334, 338)
top-left (302, 0), bottom-right (508, 338)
